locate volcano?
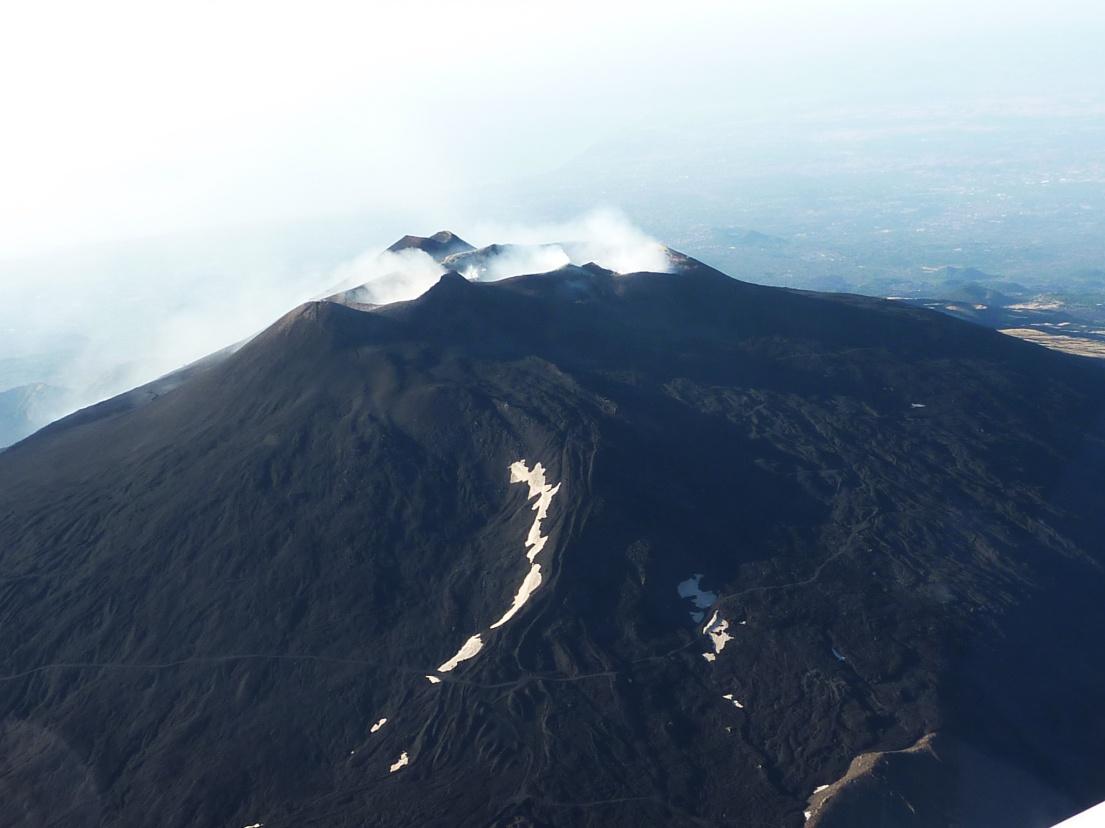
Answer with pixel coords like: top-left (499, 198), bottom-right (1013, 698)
top-left (2, 240), bottom-right (1105, 827)
top-left (386, 230), bottom-right (475, 261)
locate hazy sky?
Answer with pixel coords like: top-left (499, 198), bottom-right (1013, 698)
top-left (1, 0), bottom-right (1103, 418)
top-left (3, 0), bottom-right (1104, 258)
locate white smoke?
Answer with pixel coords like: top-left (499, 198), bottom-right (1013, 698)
top-left (325, 208), bottom-right (671, 304)
top-left (0, 209), bottom-right (671, 441)
top-left (469, 208), bottom-right (672, 276)
top-left (325, 248), bottom-right (446, 305)
top-left (455, 244), bottom-right (570, 282)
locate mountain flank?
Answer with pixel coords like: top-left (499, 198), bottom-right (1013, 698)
top-left (2, 241), bottom-right (1105, 827)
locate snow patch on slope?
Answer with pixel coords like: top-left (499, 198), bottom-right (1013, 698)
top-left (489, 460), bottom-right (561, 629)
top-left (424, 459), bottom-right (561, 680)
top-left (437, 634), bottom-right (484, 672)
top-left (722, 693), bottom-right (744, 709)
top-left (703, 610), bottom-right (733, 655)
top-left (389, 752), bottom-right (410, 772)
top-left (510, 460), bottom-right (561, 563)
top-left (490, 564), bottom-right (544, 629)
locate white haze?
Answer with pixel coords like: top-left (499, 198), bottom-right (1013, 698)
top-left (322, 209), bottom-right (671, 305)
top-left (0, 210), bottom-right (667, 429)
top-left (459, 246), bottom-right (571, 283)
top-left (3, 0), bottom-right (1103, 258)
top-left (469, 211), bottom-right (673, 278)
top-left (1, 0), bottom-right (1103, 436)
top-left (326, 249), bottom-right (449, 306)
top-left (0, 242), bottom-right (329, 415)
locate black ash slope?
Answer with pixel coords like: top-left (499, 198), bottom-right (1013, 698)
top-left (2, 256), bottom-right (1105, 827)
top-left (387, 230), bottom-right (475, 261)
top-left (0, 383), bottom-right (71, 448)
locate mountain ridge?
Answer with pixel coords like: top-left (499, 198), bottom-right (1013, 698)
top-left (2, 241), bottom-right (1105, 827)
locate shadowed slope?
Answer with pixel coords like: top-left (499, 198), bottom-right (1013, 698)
top-left (2, 260), bottom-right (1105, 827)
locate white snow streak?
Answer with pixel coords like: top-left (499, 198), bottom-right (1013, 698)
top-left (489, 460), bottom-right (561, 629)
top-left (722, 693), bottom-right (744, 709)
top-left (490, 563), bottom-right (544, 629)
top-left (437, 634), bottom-right (485, 672)
top-left (389, 752), bottom-right (410, 772)
top-left (703, 611), bottom-right (733, 654)
top-left (370, 718), bottom-right (387, 733)
top-left (421, 460), bottom-right (560, 682)
top-left (509, 460), bottom-right (562, 563)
